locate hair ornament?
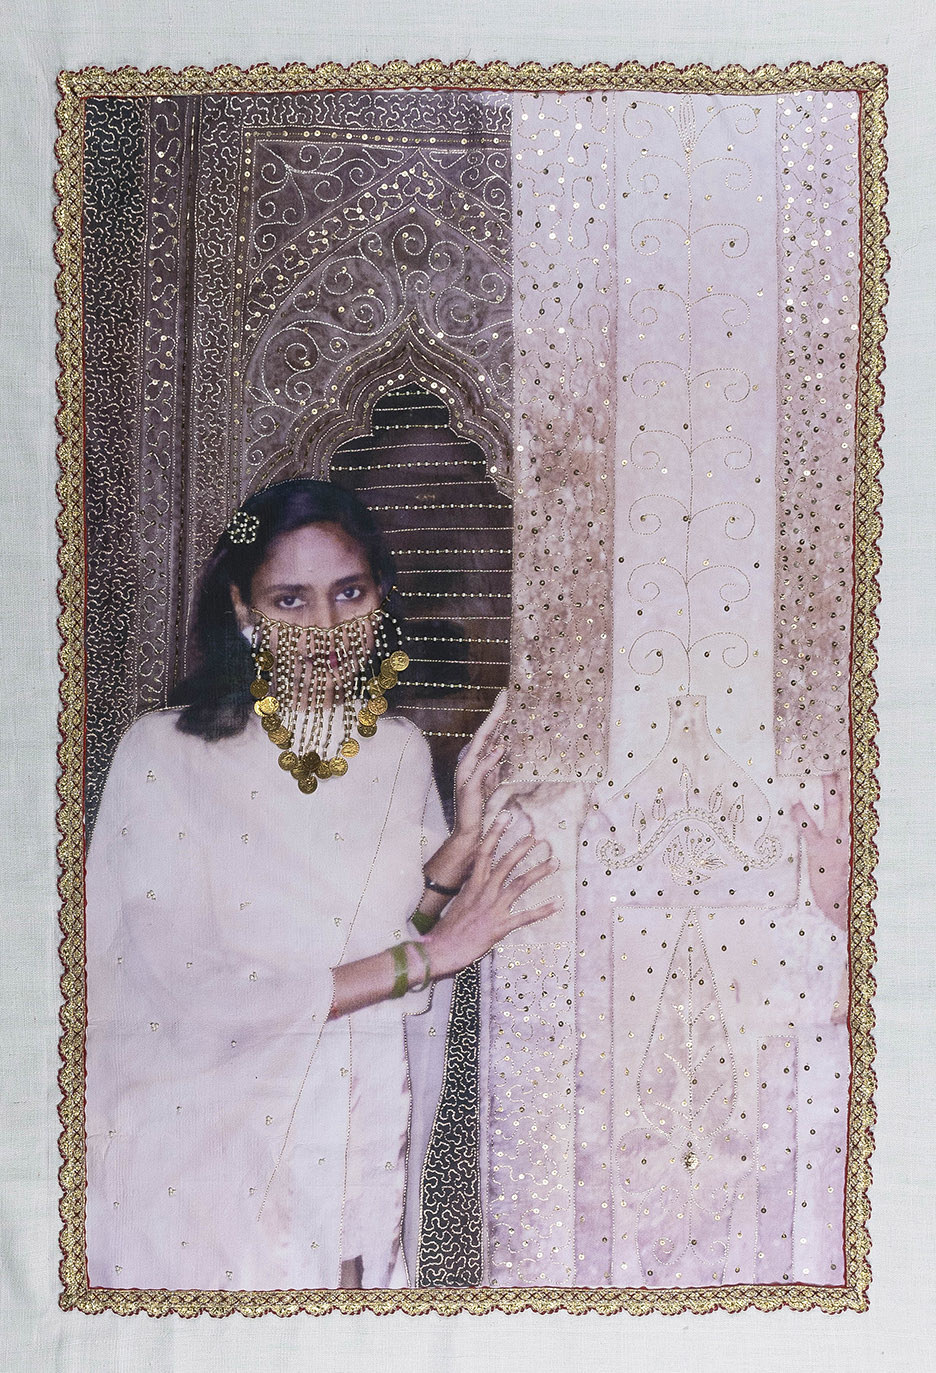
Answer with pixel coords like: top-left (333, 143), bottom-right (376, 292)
top-left (226, 508), bottom-right (260, 545)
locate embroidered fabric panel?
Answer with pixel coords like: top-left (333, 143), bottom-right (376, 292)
top-left (82, 98), bottom-right (148, 823)
top-left (58, 63), bottom-right (885, 1317)
top-left (415, 962), bottom-right (483, 1286)
top-left (233, 93), bottom-right (512, 490)
top-left (496, 92), bottom-right (854, 1288)
top-left (505, 93), bottom-right (616, 785)
top-left (481, 92), bottom-right (621, 1285)
top-left (773, 92), bottom-right (860, 782)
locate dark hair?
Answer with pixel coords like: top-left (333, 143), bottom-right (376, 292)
top-left (168, 479), bottom-right (399, 740)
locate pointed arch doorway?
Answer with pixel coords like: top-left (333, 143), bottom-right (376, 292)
top-left (328, 382), bottom-right (513, 822)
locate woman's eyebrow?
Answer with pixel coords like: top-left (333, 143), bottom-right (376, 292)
top-left (329, 572), bottom-right (370, 590)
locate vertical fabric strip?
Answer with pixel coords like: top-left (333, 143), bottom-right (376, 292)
top-left (82, 97), bottom-right (148, 826)
top-left (505, 91), bottom-right (616, 787)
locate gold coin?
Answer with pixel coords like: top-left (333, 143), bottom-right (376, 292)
top-left (255, 649), bottom-right (274, 672)
top-left (378, 668), bottom-right (398, 689)
top-left (305, 750), bottom-right (321, 768)
top-left (249, 678), bottom-right (270, 700)
top-left (261, 713), bottom-right (276, 732)
top-left (278, 751), bottom-right (298, 771)
top-left (268, 726), bottom-right (292, 747)
top-left (340, 738), bottom-right (360, 758)
top-left (258, 695), bottom-right (279, 716)
top-left (369, 695), bottom-right (388, 716)
top-left (358, 721), bottom-right (377, 738)
top-left (297, 775), bottom-right (318, 794)
top-left (330, 756), bottom-right (349, 776)
top-left (366, 677), bottom-right (384, 698)
top-left (389, 650), bottom-right (409, 671)
top-left (358, 708), bottom-right (376, 727)
top-left (315, 759), bottom-right (332, 779)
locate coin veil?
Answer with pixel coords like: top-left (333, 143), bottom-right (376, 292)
top-left (247, 597), bottom-right (409, 793)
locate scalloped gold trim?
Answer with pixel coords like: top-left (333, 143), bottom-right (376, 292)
top-left (55, 59), bottom-right (887, 1317)
top-left (57, 57), bottom-right (888, 97)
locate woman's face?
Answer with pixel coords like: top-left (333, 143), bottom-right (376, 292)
top-left (231, 522), bottom-right (382, 634)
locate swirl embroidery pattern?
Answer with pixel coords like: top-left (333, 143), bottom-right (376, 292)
top-left (612, 94), bottom-right (776, 735)
top-left (81, 98), bottom-right (148, 825)
top-left (234, 93), bottom-right (512, 490)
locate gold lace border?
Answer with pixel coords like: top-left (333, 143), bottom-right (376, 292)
top-left (55, 59), bottom-right (887, 1317)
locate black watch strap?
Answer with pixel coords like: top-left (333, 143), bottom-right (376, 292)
top-left (424, 875), bottom-right (461, 898)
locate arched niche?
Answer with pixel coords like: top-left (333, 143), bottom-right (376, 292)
top-left (246, 320), bottom-right (512, 499)
top-left (326, 381), bottom-right (513, 821)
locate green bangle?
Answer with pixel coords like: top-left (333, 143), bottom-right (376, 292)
top-left (410, 908), bottom-right (439, 936)
top-left (389, 942), bottom-right (410, 999)
top-left (409, 941), bottom-right (433, 993)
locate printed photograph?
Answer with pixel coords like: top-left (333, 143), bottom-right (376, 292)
top-left (55, 63), bottom-right (886, 1314)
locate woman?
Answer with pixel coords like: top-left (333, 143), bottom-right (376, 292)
top-left (84, 479), bottom-right (557, 1292)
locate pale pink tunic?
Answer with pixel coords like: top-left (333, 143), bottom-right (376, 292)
top-left (85, 707), bottom-right (448, 1291)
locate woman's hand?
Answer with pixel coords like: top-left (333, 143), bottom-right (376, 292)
top-left (450, 690), bottom-right (509, 849)
top-left (424, 811), bottom-right (561, 979)
top-left (329, 813), bottom-right (560, 1019)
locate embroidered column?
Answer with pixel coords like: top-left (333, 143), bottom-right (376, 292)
top-left (578, 93), bottom-right (803, 1287)
top-left (484, 91), bottom-right (616, 1286)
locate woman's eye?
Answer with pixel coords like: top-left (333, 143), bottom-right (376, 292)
top-left (337, 586), bottom-right (364, 602)
top-left (275, 595), bottom-right (304, 610)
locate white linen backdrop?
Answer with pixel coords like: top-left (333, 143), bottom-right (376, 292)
top-left (1, 0), bottom-right (933, 1369)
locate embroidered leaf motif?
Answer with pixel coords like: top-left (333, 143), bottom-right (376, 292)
top-left (637, 914), bottom-right (735, 1139)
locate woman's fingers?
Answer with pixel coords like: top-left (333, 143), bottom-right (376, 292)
top-left (461, 741), bottom-right (505, 797)
top-left (475, 810), bottom-right (512, 868)
top-left (500, 898), bottom-right (562, 934)
top-left (489, 832), bottom-right (543, 885)
top-left (463, 694), bottom-right (509, 772)
top-left (479, 742), bottom-right (506, 774)
top-left (459, 693), bottom-right (509, 774)
top-left (503, 855), bottom-right (558, 899)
